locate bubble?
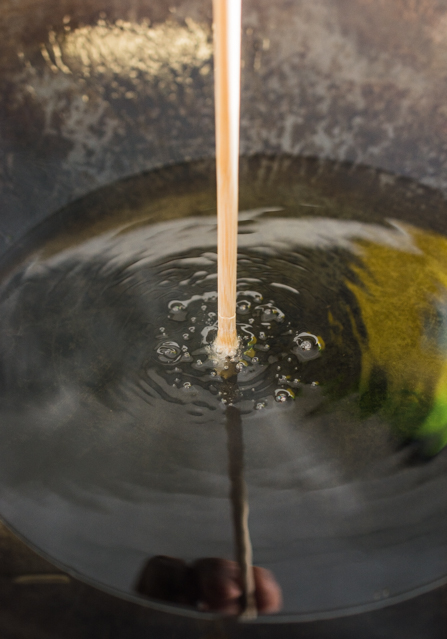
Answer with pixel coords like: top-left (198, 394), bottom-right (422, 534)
top-left (311, 381), bottom-right (319, 387)
top-left (210, 371), bottom-right (217, 377)
top-left (159, 327), bottom-right (165, 333)
top-left (255, 401), bottom-right (267, 410)
top-left (157, 341), bottom-right (182, 363)
top-left (274, 388), bottom-right (295, 403)
top-left (259, 332), bottom-right (266, 340)
top-left (208, 312), bottom-right (216, 318)
top-left (183, 382), bottom-right (192, 389)
top-left (201, 305), bottom-right (207, 311)
top-left (169, 302), bottom-right (185, 312)
top-left (293, 332), bottom-right (322, 362)
top-left (196, 359), bottom-right (203, 366)
top-left (191, 317), bottom-right (197, 323)
top-left (255, 303), bottom-right (285, 323)
top-left (252, 357), bottom-right (259, 364)
top-left (183, 333), bottom-right (190, 340)
top-left (237, 290), bottom-right (263, 303)
top-left (248, 318), bottom-right (254, 324)
top-left (168, 301), bottom-right (188, 322)
top-left (277, 366), bottom-right (281, 371)
top-left (236, 300), bottom-right (251, 315)
top-left (189, 326), bottom-right (195, 333)
top-left (182, 345), bottom-right (188, 352)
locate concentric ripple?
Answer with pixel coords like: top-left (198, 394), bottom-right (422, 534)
top-left (0, 157), bottom-right (447, 617)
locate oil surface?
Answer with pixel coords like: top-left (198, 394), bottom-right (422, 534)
top-left (0, 156), bottom-right (446, 618)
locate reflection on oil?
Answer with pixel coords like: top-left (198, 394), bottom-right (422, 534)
top-left (42, 18), bottom-right (212, 82)
top-left (136, 556), bottom-right (282, 615)
top-left (349, 223), bottom-right (447, 454)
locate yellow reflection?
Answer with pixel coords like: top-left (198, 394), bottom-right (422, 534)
top-left (348, 223), bottom-right (447, 453)
top-left (45, 18), bottom-right (212, 79)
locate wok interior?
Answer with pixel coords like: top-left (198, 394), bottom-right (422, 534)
top-left (1, 0), bottom-right (447, 621)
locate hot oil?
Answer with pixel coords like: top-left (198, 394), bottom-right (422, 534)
top-left (0, 155), bottom-right (447, 615)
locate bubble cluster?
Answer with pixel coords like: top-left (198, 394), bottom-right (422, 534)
top-left (154, 286), bottom-right (324, 410)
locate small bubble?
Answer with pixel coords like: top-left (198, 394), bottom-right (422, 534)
top-left (160, 327), bottom-right (165, 332)
top-left (191, 317), bottom-right (197, 323)
top-left (255, 401), bottom-right (267, 410)
top-left (236, 362), bottom-right (244, 371)
top-left (182, 345), bottom-right (188, 352)
top-left (183, 333), bottom-right (190, 340)
top-left (169, 303), bottom-right (185, 312)
top-left (274, 389), bottom-right (294, 403)
top-left (201, 305), bottom-right (207, 311)
top-left (294, 379), bottom-right (300, 384)
top-left (311, 381), bottom-right (319, 387)
top-left (168, 301), bottom-right (187, 321)
top-left (248, 318), bottom-right (254, 324)
top-left (277, 366), bottom-right (281, 371)
top-left (189, 326), bottom-right (195, 333)
top-left (221, 398), bottom-right (227, 404)
top-left (157, 341), bottom-right (181, 363)
top-left (279, 375), bottom-right (288, 384)
top-left (183, 382), bottom-right (192, 389)
top-left (196, 359), bottom-right (202, 366)
top-left (287, 358), bottom-right (292, 363)
top-left (175, 378), bottom-right (181, 384)
top-left (224, 365), bottom-right (229, 370)
top-left (259, 332), bottom-right (266, 340)
top-left (236, 300), bottom-right (251, 315)
top-left (252, 357), bottom-right (259, 364)
top-left (210, 371), bottom-right (217, 377)
top-left (255, 303), bottom-right (285, 323)
top-left (208, 312), bottom-right (216, 318)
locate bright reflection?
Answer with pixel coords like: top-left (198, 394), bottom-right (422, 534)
top-left (43, 18), bottom-right (212, 79)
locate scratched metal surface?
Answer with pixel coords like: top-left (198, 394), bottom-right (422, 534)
top-left (1, 0), bottom-right (447, 256)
